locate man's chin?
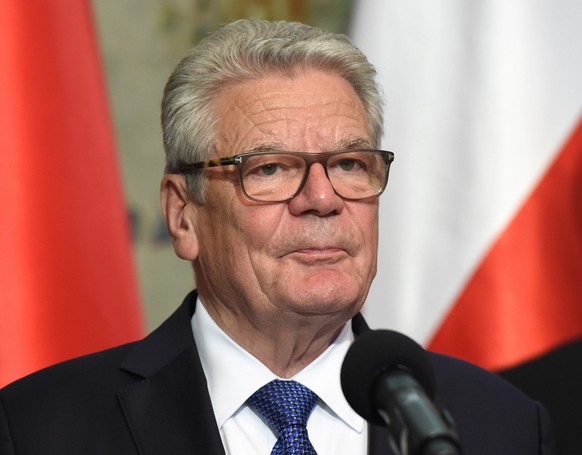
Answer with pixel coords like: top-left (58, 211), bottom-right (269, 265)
top-left (283, 280), bottom-right (364, 316)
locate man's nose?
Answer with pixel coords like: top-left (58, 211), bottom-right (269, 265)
top-left (287, 163), bottom-right (344, 216)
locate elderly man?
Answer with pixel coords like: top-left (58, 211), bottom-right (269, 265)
top-left (0, 19), bottom-right (554, 455)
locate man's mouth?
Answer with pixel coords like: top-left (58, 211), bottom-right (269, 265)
top-left (285, 247), bottom-right (348, 264)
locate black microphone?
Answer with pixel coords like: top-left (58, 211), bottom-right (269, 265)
top-left (340, 329), bottom-right (461, 455)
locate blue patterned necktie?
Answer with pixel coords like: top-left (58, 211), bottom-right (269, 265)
top-left (248, 379), bottom-right (319, 455)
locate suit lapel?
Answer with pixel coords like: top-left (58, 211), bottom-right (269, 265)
top-left (118, 346), bottom-right (225, 455)
top-left (117, 291), bottom-right (225, 455)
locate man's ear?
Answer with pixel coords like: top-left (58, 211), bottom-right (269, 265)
top-left (160, 174), bottom-right (199, 260)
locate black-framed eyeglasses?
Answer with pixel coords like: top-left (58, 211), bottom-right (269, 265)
top-left (176, 149), bottom-right (395, 202)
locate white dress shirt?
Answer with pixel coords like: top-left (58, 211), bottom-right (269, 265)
top-left (192, 298), bottom-right (367, 455)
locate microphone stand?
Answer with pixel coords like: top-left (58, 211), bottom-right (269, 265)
top-left (376, 372), bottom-right (462, 455)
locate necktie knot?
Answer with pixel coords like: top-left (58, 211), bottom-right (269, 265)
top-left (248, 379), bottom-right (319, 454)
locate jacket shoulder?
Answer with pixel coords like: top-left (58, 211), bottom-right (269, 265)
top-left (0, 343), bottom-right (142, 454)
top-left (1, 342), bottom-right (138, 398)
top-left (429, 352), bottom-right (556, 455)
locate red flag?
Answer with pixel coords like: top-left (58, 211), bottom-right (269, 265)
top-left (0, 1), bottom-right (144, 387)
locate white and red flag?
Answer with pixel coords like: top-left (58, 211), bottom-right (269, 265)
top-left (351, 1), bottom-right (582, 371)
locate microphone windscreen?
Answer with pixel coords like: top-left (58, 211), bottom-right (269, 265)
top-left (340, 329), bottom-right (436, 424)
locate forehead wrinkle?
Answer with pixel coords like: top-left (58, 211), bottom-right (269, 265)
top-left (226, 97), bottom-right (307, 146)
top-left (248, 104), bottom-right (367, 135)
top-left (214, 72), bottom-right (371, 154)
top-left (235, 80), bottom-right (362, 113)
top-left (240, 113), bottom-right (370, 153)
top-left (213, 98), bottom-right (263, 153)
top-left (255, 97), bottom-right (362, 117)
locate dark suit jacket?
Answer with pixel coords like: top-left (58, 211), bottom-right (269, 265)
top-left (0, 291), bottom-right (555, 454)
top-left (499, 339), bottom-right (582, 455)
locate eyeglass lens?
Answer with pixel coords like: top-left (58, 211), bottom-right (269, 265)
top-left (240, 151), bottom-right (389, 201)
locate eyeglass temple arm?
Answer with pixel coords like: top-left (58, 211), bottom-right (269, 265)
top-left (177, 156), bottom-right (240, 173)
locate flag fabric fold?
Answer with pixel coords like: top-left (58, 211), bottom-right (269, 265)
top-left (351, 0), bottom-right (582, 371)
top-left (429, 120), bottom-right (582, 370)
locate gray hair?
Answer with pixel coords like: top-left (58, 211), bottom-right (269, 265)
top-left (161, 19), bottom-right (384, 202)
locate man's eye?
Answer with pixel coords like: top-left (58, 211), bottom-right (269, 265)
top-left (245, 161), bottom-right (288, 179)
top-left (258, 163), bottom-right (281, 176)
top-left (338, 159), bottom-right (358, 171)
top-left (333, 158), bottom-right (368, 174)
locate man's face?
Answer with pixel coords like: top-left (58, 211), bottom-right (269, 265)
top-left (189, 70), bottom-right (379, 325)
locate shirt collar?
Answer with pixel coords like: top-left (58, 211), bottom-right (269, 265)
top-left (191, 297), bottom-right (364, 432)
top-left (293, 320), bottom-right (364, 432)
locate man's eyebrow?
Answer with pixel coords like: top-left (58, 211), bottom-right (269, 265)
top-left (240, 137), bottom-right (373, 154)
top-left (243, 143), bottom-right (288, 154)
top-left (335, 136), bottom-right (374, 150)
